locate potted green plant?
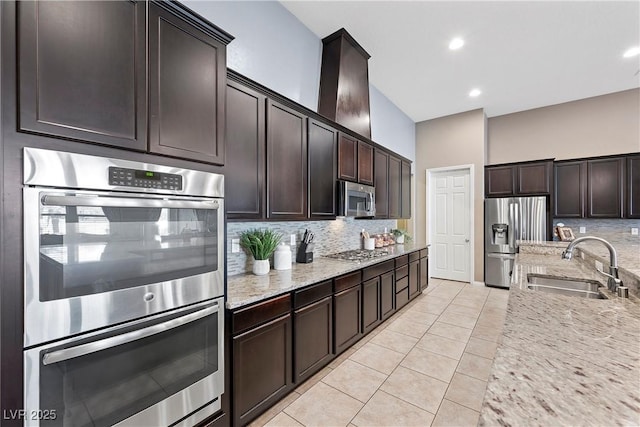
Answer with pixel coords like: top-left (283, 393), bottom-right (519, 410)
top-left (391, 229), bottom-right (411, 244)
top-left (239, 229), bottom-right (282, 275)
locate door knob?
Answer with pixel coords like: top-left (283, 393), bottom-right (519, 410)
top-left (465, 239), bottom-right (470, 243)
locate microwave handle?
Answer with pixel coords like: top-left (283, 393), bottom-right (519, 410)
top-left (41, 195), bottom-right (219, 210)
top-left (42, 302), bottom-right (219, 366)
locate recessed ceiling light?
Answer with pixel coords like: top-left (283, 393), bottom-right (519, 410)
top-left (469, 88), bottom-right (482, 97)
top-left (449, 37), bottom-right (465, 50)
top-left (623, 46), bottom-right (640, 58)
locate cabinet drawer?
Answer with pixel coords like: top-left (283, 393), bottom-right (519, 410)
top-left (232, 294), bottom-right (292, 335)
top-left (396, 275), bottom-right (408, 291)
top-left (420, 248), bottom-right (428, 258)
top-left (294, 280), bottom-right (333, 309)
top-left (395, 255), bottom-right (409, 267)
top-left (362, 259), bottom-right (395, 281)
top-left (409, 251), bottom-right (420, 263)
top-left (396, 265), bottom-right (409, 280)
top-left (396, 287), bottom-right (409, 309)
top-left (334, 271), bottom-right (362, 293)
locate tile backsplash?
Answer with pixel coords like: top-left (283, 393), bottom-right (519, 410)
top-left (227, 218), bottom-right (397, 276)
top-left (552, 218), bottom-right (640, 244)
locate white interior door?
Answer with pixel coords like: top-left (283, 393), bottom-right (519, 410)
top-left (431, 169), bottom-right (470, 282)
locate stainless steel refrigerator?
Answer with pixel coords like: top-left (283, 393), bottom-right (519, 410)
top-left (485, 197), bottom-right (547, 288)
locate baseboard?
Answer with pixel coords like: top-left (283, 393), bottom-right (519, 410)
top-left (473, 281), bottom-right (485, 287)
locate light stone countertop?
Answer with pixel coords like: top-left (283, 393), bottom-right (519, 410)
top-left (226, 242), bottom-right (428, 310)
top-left (479, 245), bottom-right (640, 426)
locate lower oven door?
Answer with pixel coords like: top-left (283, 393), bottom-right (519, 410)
top-left (24, 298), bottom-right (224, 427)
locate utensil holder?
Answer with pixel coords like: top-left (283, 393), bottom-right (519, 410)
top-left (296, 242), bottom-right (314, 263)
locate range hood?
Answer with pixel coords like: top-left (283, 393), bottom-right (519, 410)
top-left (318, 28), bottom-right (372, 139)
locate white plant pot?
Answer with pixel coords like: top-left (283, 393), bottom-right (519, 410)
top-left (252, 259), bottom-right (270, 276)
top-left (396, 235), bottom-right (405, 244)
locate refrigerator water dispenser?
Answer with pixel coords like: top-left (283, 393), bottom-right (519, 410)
top-left (492, 223), bottom-right (509, 245)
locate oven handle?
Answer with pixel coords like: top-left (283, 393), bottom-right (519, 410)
top-left (42, 302), bottom-right (219, 366)
top-left (41, 195), bottom-right (219, 210)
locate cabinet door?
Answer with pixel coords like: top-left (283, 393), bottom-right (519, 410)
top-left (419, 256), bottom-right (429, 292)
top-left (334, 285), bottom-right (362, 355)
top-left (338, 133), bottom-right (358, 182)
top-left (225, 81), bottom-right (265, 220)
top-left (362, 278), bottom-right (381, 334)
top-left (388, 156), bottom-right (402, 219)
top-left (408, 260), bottom-right (420, 299)
top-left (149, 3), bottom-right (226, 164)
top-left (401, 161), bottom-right (412, 218)
top-left (628, 156), bottom-right (640, 219)
top-left (358, 141), bottom-right (374, 185)
top-left (267, 100), bottom-right (308, 220)
top-left (485, 166), bottom-right (515, 197)
top-left (294, 296), bottom-right (333, 383)
top-left (374, 150), bottom-right (389, 218)
top-left (516, 161), bottom-right (551, 195)
top-left (18, 1), bottom-right (147, 150)
top-left (587, 158), bottom-right (624, 218)
top-left (554, 161), bottom-right (585, 218)
top-left (380, 271), bottom-right (395, 321)
top-left (308, 120), bottom-right (337, 218)
top-left (233, 314), bottom-right (292, 426)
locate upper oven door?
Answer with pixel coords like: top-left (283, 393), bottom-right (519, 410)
top-left (24, 188), bottom-right (224, 347)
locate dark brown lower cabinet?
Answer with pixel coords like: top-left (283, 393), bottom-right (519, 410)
top-left (408, 259), bottom-right (420, 299)
top-left (395, 274), bottom-right (409, 310)
top-left (419, 252), bottom-right (429, 291)
top-left (380, 271), bottom-right (395, 320)
top-left (395, 286), bottom-right (409, 310)
top-left (334, 285), bottom-right (362, 355)
top-left (294, 296), bottom-right (333, 383)
top-left (232, 315), bottom-right (292, 426)
top-left (362, 277), bottom-right (381, 334)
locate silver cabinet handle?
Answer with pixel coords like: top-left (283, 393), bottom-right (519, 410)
top-left (42, 303), bottom-right (219, 366)
top-left (41, 195), bottom-right (219, 210)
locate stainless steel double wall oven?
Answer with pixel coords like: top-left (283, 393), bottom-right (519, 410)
top-left (22, 148), bottom-right (225, 427)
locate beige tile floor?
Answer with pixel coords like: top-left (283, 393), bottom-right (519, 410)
top-left (249, 279), bottom-right (509, 427)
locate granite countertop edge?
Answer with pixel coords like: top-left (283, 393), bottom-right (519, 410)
top-left (479, 246), bottom-right (640, 426)
top-left (226, 241), bottom-right (429, 310)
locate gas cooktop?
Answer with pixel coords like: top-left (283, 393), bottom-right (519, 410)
top-left (326, 249), bottom-right (390, 262)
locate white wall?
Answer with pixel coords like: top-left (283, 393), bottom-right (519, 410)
top-left (182, 0), bottom-right (416, 163)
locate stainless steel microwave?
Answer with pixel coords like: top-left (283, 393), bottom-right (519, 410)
top-left (338, 180), bottom-right (375, 217)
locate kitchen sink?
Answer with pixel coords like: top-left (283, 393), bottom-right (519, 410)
top-left (526, 274), bottom-right (606, 299)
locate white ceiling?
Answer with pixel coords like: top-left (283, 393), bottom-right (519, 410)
top-left (280, 1), bottom-right (640, 122)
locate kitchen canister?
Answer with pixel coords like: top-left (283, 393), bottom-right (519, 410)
top-left (274, 243), bottom-right (292, 270)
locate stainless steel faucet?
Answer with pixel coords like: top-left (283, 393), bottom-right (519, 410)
top-left (561, 236), bottom-right (622, 292)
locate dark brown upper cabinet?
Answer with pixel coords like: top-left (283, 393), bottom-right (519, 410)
top-left (267, 100), bottom-right (308, 220)
top-left (587, 158), bottom-right (624, 218)
top-left (308, 120), bottom-right (338, 218)
top-left (374, 149), bottom-right (389, 218)
top-left (485, 165), bottom-right (515, 197)
top-left (358, 141), bottom-right (374, 185)
top-left (18, 1), bottom-right (232, 164)
top-left (485, 160), bottom-right (552, 198)
top-left (516, 161), bottom-right (552, 195)
top-left (18, 0), bottom-right (147, 150)
top-left (337, 133), bottom-right (373, 185)
top-left (554, 155), bottom-right (634, 219)
top-left (554, 161), bottom-right (586, 217)
top-left (338, 133), bottom-right (358, 182)
top-left (628, 155), bottom-right (640, 219)
top-left (225, 81), bottom-right (266, 220)
top-left (401, 160), bottom-right (411, 218)
top-left (148, 3), bottom-right (227, 164)
top-left (388, 155), bottom-right (402, 219)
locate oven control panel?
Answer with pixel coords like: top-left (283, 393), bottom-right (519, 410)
top-left (109, 167), bottom-right (183, 190)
